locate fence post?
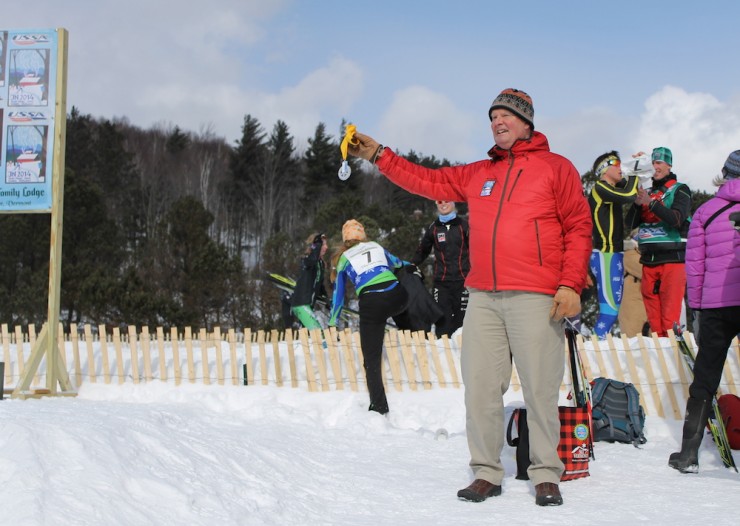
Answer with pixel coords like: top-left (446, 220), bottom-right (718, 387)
top-left (0, 362), bottom-right (4, 400)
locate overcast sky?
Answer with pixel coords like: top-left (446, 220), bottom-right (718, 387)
top-left (4, 0), bottom-right (740, 193)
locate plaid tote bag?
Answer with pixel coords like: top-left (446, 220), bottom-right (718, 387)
top-left (506, 326), bottom-right (594, 481)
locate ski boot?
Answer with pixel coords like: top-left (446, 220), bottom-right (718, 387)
top-left (669, 397), bottom-right (711, 473)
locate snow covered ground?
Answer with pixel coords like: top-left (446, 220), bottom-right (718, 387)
top-left (1, 379), bottom-right (738, 525)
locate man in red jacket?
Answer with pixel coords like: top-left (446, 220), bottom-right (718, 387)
top-left (348, 88), bottom-right (592, 507)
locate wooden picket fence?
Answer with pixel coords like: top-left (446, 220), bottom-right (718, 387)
top-left (2, 322), bottom-right (739, 420)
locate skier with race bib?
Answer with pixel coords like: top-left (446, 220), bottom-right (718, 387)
top-left (329, 219), bottom-right (410, 415)
top-left (626, 147), bottom-right (692, 337)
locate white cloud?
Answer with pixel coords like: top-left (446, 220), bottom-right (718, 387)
top-left (630, 86), bottom-right (740, 193)
top-left (7, 1), bottom-right (288, 141)
top-left (377, 86), bottom-right (477, 162)
top-left (246, 56), bottom-right (364, 148)
top-left (534, 87), bottom-right (740, 194)
top-left (136, 55), bottom-right (364, 150)
top-left (538, 106), bottom-right (640, 177)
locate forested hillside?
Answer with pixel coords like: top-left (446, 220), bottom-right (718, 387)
top-left (0, 108), bottom-right (452, 331)
top-left (2, 108), bottom-right (713, 332)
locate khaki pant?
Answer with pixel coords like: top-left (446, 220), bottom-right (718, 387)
top-left (462, 290), bottom-right (564, 485)
top-left (618, 248), bottom-right (647, 337)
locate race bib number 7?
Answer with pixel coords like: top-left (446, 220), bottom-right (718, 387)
top-left (346, 243), bottom-right (389, 274)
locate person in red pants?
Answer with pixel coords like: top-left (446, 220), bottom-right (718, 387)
top-left (626, 147), bottom-right (692, 336)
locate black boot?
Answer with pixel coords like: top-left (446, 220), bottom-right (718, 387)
top-left (669, 397), bottom-right (711, 473)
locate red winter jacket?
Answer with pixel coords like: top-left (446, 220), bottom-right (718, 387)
top-left (376, 131), bottom-right (592, 295)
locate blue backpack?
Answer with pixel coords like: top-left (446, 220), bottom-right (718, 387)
top-left (591, 377), bottom-right (647, 446)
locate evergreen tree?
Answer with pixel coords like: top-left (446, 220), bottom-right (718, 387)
top-left (0, 214), bottom-right (50, 326)
top-left (580, 169), bottom-right (598, 196)
top-left (60, 168), bottom-right (124, 326)
top-left (302, 122), bottom-right (336, 220)
top-left (166, 125), bottom-right (190, 154)
top-left (65, 109), bottom-right (145, 254)
top-left (256, 231), bottom-right (296, 329)
top-left (114, 266), bottom-right (173, 328)
top-left (314, 194), bottom-right (365, 240)
top-left (64, 107), bottom-right (97, 182)
top-left (94, 119), bottom-right (145, 251)
top-left (264, 120), bottom-right (300, 241)
top-left (6, 105), bottom-right (506, 331)
top-left (226, 114), bottom-right (267, 262)
top-left (150, 196), bottom-right (247, 328)
top-left (690, 189), bottom-right (712, 214)
top-left (302, 122), bottom-right (361, 221)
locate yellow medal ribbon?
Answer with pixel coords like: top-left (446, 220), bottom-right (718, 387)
top-left (339, 124), bottom-right (359, 160)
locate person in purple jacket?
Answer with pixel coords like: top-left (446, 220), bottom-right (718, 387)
top-left (669, 150), bottom-right (740, 473)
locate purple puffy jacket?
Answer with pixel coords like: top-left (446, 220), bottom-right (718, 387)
top-left (685, 178), bottom-right (740, 309)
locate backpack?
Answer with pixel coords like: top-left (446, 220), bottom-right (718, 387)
top-left (590, 377), bottom-right (647, 446)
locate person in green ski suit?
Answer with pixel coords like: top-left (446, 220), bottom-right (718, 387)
top-left (290, 233), bottom-right (328, 329)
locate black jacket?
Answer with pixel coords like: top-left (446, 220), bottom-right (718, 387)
top-left (412, 215), bottom-right (470, 283)
top-left (626, 173), bottom-right (692, 265)
top-left (589, 175), bottom-right (638, 252)
top-left (290, 242), bottom-right (327, 307)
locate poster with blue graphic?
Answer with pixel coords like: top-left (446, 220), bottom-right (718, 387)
top-left (0, 28), bottom-right (58, 212)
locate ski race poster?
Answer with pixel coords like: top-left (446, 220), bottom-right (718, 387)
top-left (0, 28), bottom-right (59, 212)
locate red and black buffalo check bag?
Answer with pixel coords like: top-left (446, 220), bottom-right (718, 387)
top-left (506, 325), bottom-right (594, 481)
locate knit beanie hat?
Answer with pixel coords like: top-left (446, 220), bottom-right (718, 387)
top-left (651, 147), bottom-right (672, 165)
top-left (489, 88), bottom-right (534, 128)
top-left (342, 219), bottom-right (366, 242)
top-left (722, 150), bottom-right (740, 179)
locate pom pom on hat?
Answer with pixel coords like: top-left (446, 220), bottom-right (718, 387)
top-left (342, 219), bottom-right (366, 242)
top-left (489, 88), bottom-right (534, 128)
top-left (651, 147), bottom-right (673, 165)
top-left (722, 150), bottom-right (740, 179)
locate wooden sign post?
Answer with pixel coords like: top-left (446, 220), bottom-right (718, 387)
top-left (6, 28), bottom-right (73, 398)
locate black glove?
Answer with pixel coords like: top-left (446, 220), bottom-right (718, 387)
top-left (312, 233), bottom-right (325, 245)
top-left (406, 264), bottom-right (424, 281)
top-left (730, 211), bottom-right (740, 230)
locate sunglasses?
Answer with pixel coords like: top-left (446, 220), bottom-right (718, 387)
top-left (436, 200), bottom-right (452, 205)
top-left (595, 156), bottom-right (621, 178)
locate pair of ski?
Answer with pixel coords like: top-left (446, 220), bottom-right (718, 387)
top-left (564, 318), bottom-right (596, 461)
top-left (673, 322), bottom-right (738, 472)
top-left (265, 272), bottom-right (353, 325)
top-left (266, 272), bottom-right (397, 328)
top-left (564, 319), bottom-right (593, 408)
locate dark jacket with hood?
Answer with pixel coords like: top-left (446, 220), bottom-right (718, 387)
top-left (626, 173), bottom-right (692, 265)
top-left (290, 241), bottom-right (327, 307)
